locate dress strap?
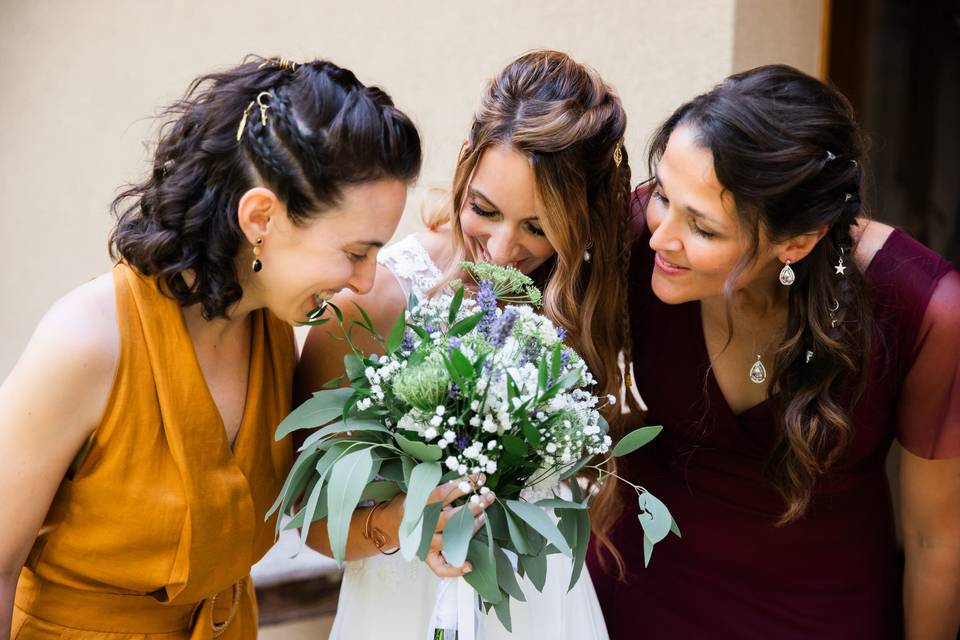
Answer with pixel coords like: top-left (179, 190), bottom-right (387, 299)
top-left (377, 235), bottom-right (444, 303)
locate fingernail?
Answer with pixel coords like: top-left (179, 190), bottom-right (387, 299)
top-left (485, 493), bottom-right (496, 503)
top-left (464, 564), bottom-right (473, 573)
top-left (477, 514), bottom-right (487, 525)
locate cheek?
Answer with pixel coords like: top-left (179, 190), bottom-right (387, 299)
top-left (459, 209), bottom-right (484, 239)
top-left (527, 236), bottom-right (556, 260)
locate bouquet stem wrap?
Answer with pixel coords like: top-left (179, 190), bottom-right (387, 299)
top-left (430, 576), bottom-right (484, 640)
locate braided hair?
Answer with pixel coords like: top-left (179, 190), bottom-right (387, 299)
top-left (110, 55), bottom-right (421, 318)
top-left (647, 64), bottom-right (873, 523)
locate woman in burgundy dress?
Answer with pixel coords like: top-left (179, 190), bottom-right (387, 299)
top-left (587, 65), bottom-right (960, 639)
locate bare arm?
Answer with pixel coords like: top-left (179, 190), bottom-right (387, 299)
top-left (900, 446), bottom-right (960, 640)
top-left (0, 278), bottom-right (117, 635)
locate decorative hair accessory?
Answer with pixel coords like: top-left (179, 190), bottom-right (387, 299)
top-left (779, 259), bottom-right (796, 286)
top-left (805, 350), bottom-right (814, 363)
top-left (825, 150), bottom-right (837, 161)
top-left (613, 141), bottom-right (623, 168)
top-left (260, 56), bottom-right (299, 72)
top-left (844, 193), bottom-right (855, 202)
top-left (236, 91), bottom-right (273, 142)
top-left (252, 237), bottom-right (263, 272)
top-left (829, 298), bottom-right (840, 328)
top-left (834, 247), bottom-right (847, 276)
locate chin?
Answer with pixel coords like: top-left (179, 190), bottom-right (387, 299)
top-left (650, 273), bottom-right (693, 305)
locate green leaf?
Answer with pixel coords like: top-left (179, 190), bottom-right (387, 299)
top-left (448, 310), bottom-right (484, 337)
top-left (448, 286), bottom-right (464, 325)
top-left (537, 357), bottom-right (548, 391)
top-left (518, 552), bottom-right (547, 592)
top-left (341, 416), bottom-right (391, 433)
top-left (351, 302), bottom-right (377, 334)
top-left (358, 481), bottom-right (402, 503)
top-left (536, 498), bottom-right (587, 510)
top-left (500, 434), bottom-right (528, 457)
top-left (320, 375), bottom-right (346, 389)
top-left (493, 545), bottom-right (526, 602)
top-left (558, 456), bottom-right (592, 482)
top-left (484, 501), bottom-right (510, 543)
top-left (671, 517), bottom-right (682, 538)
top-left (386, 310), bottom-right (407, 355)
top-left (612, 425), bottom-right (663, 457)
top-left (637, 491), bottom-right (672, 544)
top-left (344, 353), bottom-right (366, 383)
top-left (491, 595), bottom-right (512, 632)
top-left (297, 469), bottom-right (329, 553)
top-left (643, 534), bottom-right (654, 567)
top-left (275, 388), bottom-right (353, 440)
top-left (326, 447), bottom-right (375, 564)
top-left (463, 536), bottom-right (502, 604)
top-left (394, 432), bottom-right (443, 462)
top-left (398, 462), bottom-right (442, 560)
top-left (378, 459), bottom-right (405, 484)
top-left (505, 500), bottom-right (571, 556)
top-left (266, 449), bottom-right (319, 521)
top-left (550, 343), bottom-right (563, 380)
top-left (567, 508), bottom-right (591, 591)
top-left (450, 348), bottom-right (474, 380)
top-left (503, 506), bottom-right (532, 555)
top-left (416, 501), bottom-right (444, 561)
top-left (441, 505), bottom-right (475, 568)
top-left (519, 418), bottom-right (540, 448)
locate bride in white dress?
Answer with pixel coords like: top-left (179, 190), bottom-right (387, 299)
top-left (296, 49), bottom-right (635, 639)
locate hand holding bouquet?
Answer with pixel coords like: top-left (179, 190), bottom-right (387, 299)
top-left (268, 263), bottom-right (678, 636)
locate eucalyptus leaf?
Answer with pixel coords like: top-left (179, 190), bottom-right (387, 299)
top-left (505, 500), bottom-right (571, 557)
top-left (637, 491), bottom-right (672, 544)
top-left (297, 470), bottom-right (329, 554)
top-left (567, 508), bottom-right (590, 591)
top-left (558, 456), bottom-right (592, 482)
top-left (416, 501), bottom-right (444, 561)
top-left (536, 498), bottom-right (587, 510)
top-left (643, 534), bottom-right (654, 567)
top-left (275, 388), bottom-right (353, 440)
top-left (612, 425), bottom-right (663, 457)
top-left (518, 552), bottom-right (547, 592)
top-left (441, 505), bottom-right (475, 568)
top-left (492, 595), bottom-right (512, 632)
top-left (503, 507), bottom-right (532, 555)
top-left (266, 449), bottom-right (319, 522)
top-left (463, 537), bottom-right (502, 604)
top-left (326, 447), bottom-right (375, 564)
top-left (358, 481), bottom-right (402, 504)
top-left (399, 462), bottom-right (442, 559)
top-left (493, 545), bottom-right (526, 602)
top-left (394, 432), bottom-right (443, 462)
top-left (671, 517), bottom-right (682, 538)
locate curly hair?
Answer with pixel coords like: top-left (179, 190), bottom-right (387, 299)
top-left (110, 55), bottom-right (421, 318)
top-left (647, 64), bottom-right (873, 524)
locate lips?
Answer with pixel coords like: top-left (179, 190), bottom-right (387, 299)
top-left (654, 253), bottom-right (690, 276)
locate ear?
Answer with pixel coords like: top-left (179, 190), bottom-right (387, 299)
top-left (778, 225), bottom-right (828, 264)
top-left (237, 187), bottom-right (281, 243)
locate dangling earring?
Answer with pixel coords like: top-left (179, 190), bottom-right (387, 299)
top-left (583, 250), bottom-right (591, 262)
top-left (834, 247), bottom-right (847, 276)
top-left (252, 237), bottom-right (263, 272)
top-left (778, 259), bottom-right (795, 286)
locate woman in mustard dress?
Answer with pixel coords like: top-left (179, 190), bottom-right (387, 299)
top-left (0, 55), bottom-right (421, 639)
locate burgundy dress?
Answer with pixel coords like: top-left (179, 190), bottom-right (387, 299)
top-left (587, 187), bottom-right (960, 639)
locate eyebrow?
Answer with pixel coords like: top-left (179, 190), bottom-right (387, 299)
top-left (654, 170), bottom-right (723, 227)
top-left (468, 186), bottom-right (541, 222)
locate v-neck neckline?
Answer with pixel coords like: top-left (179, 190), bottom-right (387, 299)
top-left (177, 306), bottom-right (261, 456)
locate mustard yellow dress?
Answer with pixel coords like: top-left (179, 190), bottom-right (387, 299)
top-left (13, 264), bottom-right (295, 639)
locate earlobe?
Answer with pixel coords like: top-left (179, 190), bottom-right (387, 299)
top-left (237, 187), bottom-right (279, 242)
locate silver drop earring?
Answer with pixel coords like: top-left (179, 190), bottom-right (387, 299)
top-left (749, 354), bottom-right (767, 384)
top-left (779, 259), bottom-right (795, 286)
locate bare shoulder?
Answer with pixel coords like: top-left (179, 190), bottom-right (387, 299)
top-left (1, 273), bottom-right (119, 440)
top-left (413, 227), bottom-right (455, 272)
top-left (851, 218), bottom-right (896, 270)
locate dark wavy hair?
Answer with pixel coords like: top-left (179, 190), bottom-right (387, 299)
top-left (110, 55), bottom-right (422, 318)
top-left (421, 49), bottom-right (636, 570)
top-left (648, 64), bottom-right (873, 524)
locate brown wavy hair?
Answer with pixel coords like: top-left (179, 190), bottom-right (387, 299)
top-left (648, 64), bottom-right (873, 524)
top-left (422, 50), bottom-right (636, 568)
top-left (110, 55), bottom-right (421, 319)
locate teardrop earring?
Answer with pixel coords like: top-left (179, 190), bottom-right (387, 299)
top-left (778, 259), bottom-right (795, 286)
top-left (252, 237), bottom-right (263, 272)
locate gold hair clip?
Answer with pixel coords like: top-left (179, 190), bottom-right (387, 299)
top-left (613, 141), bottom-right (623, 168)
top-left (236, 91), bottom-right (273, 142)
top-left (259, 56), bottom-right (299, 72)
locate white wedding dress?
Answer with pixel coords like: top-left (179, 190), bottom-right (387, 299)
top-left (327, 234), bottom-right (609, 640)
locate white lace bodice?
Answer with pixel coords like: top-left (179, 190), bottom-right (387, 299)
top-left (377, 234), bottom-right (444, 303)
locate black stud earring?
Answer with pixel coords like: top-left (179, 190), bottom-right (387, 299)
top-left (252, 237), bottom-right (263, 272)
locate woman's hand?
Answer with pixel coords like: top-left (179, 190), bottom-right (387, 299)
top-left (423, 476), bottom-right (496, 578)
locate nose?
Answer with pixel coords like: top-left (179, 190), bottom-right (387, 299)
top-left (485, 226), bottom-right (522, 265)
top-left (648, 210), bottom-right (684, 254)
top-left (346, 257), bottom-right (377, 295)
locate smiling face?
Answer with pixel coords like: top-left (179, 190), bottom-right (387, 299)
top-left (458, 145), bottom-right (556, 274)
top-left (243, 178), bottom-right (407, 325)
top-left (647, 125), bottom-right (786, 305)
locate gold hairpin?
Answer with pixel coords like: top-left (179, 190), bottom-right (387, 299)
top-left (613, 141), bottom-right (623, 168)
top-left (236, 91), bottom-right (273, 142)
top-left (259, 56), bottom-right (299, 72)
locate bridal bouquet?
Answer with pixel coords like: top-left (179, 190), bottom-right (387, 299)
top-left (268, 263), bottom-right (678, 637)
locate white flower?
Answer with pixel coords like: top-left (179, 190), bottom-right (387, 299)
top-left (546, 442), bottom-right (557, 454)
top-left (607, 394), bottom-right (617, 405)
top-left (445, 456), bottom-right (459, 470)
top-left (447, 416), bottom-right (457, 425)
top-left (435, 405), bottom-right (446, 416)
top-left (484, 460), bottom-right (497, 474)
top-left (437, 438), bottom-right (448, 448)
top-left (364, 366), bottom-right (376, 378)
top-left (458, 464), bottom-right (468, 475)
top-left (424, 427), bottom-right (438, 440)
top-left (486, 440), bottom-right (497, 450)
top-left (430, 415), bottom-right (443, 427)
top-left (458, 481), bottom-right (472, 494)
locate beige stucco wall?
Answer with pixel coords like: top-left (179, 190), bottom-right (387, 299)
top-left (0, 0), bottom-right (823, 377)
